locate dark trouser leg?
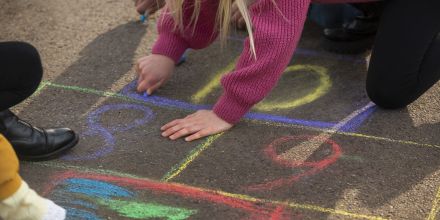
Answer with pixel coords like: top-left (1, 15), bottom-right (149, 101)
top-left (0, 42), bottom-right (43, 111)
top-left (0, 42), bottom-right (78, 161)
top-left (366, 0), bottom-right (440, 108)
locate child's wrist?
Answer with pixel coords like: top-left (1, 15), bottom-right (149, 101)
top-left (152, 33), bottom-right (189, 64)
top-left (213, 94), bottom-right (252, 124)
top-left (151, 54), bottom-right (175, 66)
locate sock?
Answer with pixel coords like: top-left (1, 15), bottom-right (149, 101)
top-left (0, 181), bottom-right (66, 220)
top-left (42, 200), bottom-right (66, 220)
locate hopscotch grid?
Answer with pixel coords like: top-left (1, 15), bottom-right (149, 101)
top-left (252, 120), bottom-right (440, 150)
top-left (44, 81), bottom-right (440, 150)
top-left (35, 81), bottom-right (440, 219)
top-left (35, 162), bottom-right (387, 220)
top-left (17, 34), bottom-right (436, 220)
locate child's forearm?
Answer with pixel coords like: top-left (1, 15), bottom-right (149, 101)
top-left (152, 1), bottom-right (219, 63)
top-left (213, 0), bottom-right (311, 124)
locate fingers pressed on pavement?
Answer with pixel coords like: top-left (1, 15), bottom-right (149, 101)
top-left (161, 119), bottom-right (183, 131)
top-left (185, 129), bottom-right (211, 142)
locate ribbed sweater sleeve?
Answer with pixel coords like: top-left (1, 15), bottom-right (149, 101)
top-left (213, 0), bottom-right (311, 124)
top-left (152, 0), bottom-right (372, 124)
top-left (152, 1), bottom-right (219, 63)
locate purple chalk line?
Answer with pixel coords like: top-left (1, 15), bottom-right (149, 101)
top-left (62, 104), bottom-right (154, 161)
top-left (340, 105), bottom-right (377, 132)
top-left (44, 81), bottom-right (373, 161)
top-left (122, 80), bottom-right (370, 131)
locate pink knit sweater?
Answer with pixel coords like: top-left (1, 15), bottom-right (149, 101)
top-left (152, 0), bottom-right (370, 124)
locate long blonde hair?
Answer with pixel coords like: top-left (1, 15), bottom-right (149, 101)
top-left (165, 0), bottom-right (256, 58)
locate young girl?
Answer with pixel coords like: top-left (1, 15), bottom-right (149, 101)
top-left (136, 0), bottom-right (440, 142)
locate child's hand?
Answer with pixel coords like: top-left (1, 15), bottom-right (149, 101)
top-left (135, 0), bottom-right (165, 15)
top-left (161, 110), bottom-right (233, 141)
top-left (136, 54), bottom-right (175, 95)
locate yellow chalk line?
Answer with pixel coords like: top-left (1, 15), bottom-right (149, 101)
top-left (42, 82), bottom-right (440, 151)
top-left (161, 133), bottom-right (224, 182)
top-left (256, 65), bottom-right (331, 111)
top-left (191, 61), bottom-right (236, 103)
top-left (33, 81), bottom-right (49, 97)
top-left (191, 63), bottom-right (332, 112)
top-left (427, 186), bottom-right (440, 220)
top-left (215, 191), bottom-right (387, 220)
top-left (252, 120), bottom-right (440, 150)
top-left (36, 162), bottom-right (387, 220)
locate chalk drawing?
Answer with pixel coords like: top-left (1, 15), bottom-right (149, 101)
top-left (98, 199), bottom-right (197, 220)
top-left (161, 133), bottom-right (223, 182)
top-left (245, 135), bottom-right (341, 191)
top-left (191, 60), bottom-right (236, 104)
top-left (26, 26), bottom-right (436, 220)
top-left (50, 176), bottom-right (197, 220)
top-left (243, 206), bottom-right (303, 220)
top-left (45, 81), bottom-right (380, 134)
top-left (121, 80), bottom-right (337, 129)
top-left (339, 154), bottom-right (364, 163)
top-left (38, 81), bottom-right (438, 219)
top-left (256, 65), bottom-right (331, 111)
top-left (427, 186), bottom-right (440, 220)
top-left (64, 207), bottom-right (101, 220)
top-left (62, 104), bottom-right (154, 161)
top-left (279, 102), bottom-right (375, 163)
top-left (33, 81), bottom-right (49, 97)
top-left (42, 81), bottom-right (440, 149)
top-left (251, 119), bottom-right (440, 150)
top-left (177, 49), bottom-right (190, 66)
top-left (42, 170), bottom-right (386, 220)
top-left (191, 62), bottom-right (332, 112)
top-left (243, 103), bottom-right (375, 191)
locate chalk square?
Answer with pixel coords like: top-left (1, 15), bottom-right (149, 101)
top-left (18, 87), bottom-right (218, 179)
top-left (171, 125), bottom-right (440, 219)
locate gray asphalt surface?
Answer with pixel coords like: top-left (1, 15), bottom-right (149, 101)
top-left (1, 1), bottom-right (440, 219)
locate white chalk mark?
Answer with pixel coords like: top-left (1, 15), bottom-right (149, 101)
top-left (280, 102), bottom-right (375, 161)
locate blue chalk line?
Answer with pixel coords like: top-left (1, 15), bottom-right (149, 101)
top-left (140, 11), bottom-right (149, 23)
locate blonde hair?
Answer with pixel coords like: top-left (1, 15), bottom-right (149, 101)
top-left (165, 0), bottom-right (256, 59)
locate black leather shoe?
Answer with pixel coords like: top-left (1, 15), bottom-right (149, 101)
top-left (321, 1), bottom-right (384, 54)
top-left (0, 109), bottom-right (78, 161)
top-left (321, 15), bottom-right (379, 54)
